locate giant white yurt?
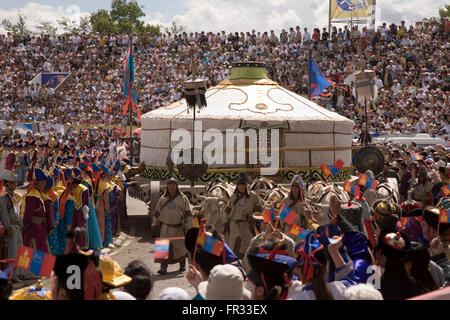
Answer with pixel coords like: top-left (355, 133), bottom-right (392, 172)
top-left (140, 62), bottom-right (354, 183)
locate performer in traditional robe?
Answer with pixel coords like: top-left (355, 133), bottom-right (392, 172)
top-left (153, 178), bottom-right (193, 274)
top-left (4, 144), bottom-right (16, 173)
top-left (223, 172), bottom-right (263, 259)
top-left (57, 168), bottom-right (75, 255)
top-left (104, 173), bottom-right (114, 248)
top-left (0, 170), bottom-right (24, 262)
top-left (0, 141), bottom-right (8, 173)
top-left (15, 143), bottom-right (29, 186)
top-left (52, 166), bottom-right (65, 197)
top-left (45, 174), bottom-right (60, 255)
top-left (22, 168), bottom-right (53, 253)
top-left (70, 169), bottom-right (89, 249)
top-left (94, 165), bottom-right (111, 247)
top-left (279, 175), bottom-right (313, 242)
top-left (109, 176), bottom-right (121, 237)
top-left (79, 162), bottom-right (102, 250)
top-left (111, 159), bottom-right (128, 231)
top-left (26, 142), bottom-right (39, 183)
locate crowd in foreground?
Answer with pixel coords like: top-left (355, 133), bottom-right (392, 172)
top-left (0, 126), bottom-right (142, 297)
top-left (0, 128), bottom-right (449, 300)
top-left (0, 18), bottom-right (449, 135)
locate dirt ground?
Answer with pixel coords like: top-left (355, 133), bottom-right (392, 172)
top-left (107, 194), bottom-right (197, 299)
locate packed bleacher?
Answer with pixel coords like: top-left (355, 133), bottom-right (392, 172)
top-left (0, 18), bottom-right (448, 134)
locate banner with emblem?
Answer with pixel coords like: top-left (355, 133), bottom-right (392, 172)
top-left (14, 123), bottom-right (36, 136)
top-left (28, 73), bottom-right (71, 90)
top-left (39, 124), bottom-right (65, 135)
top-left (331, 0), bottom-right (373, 19)
top-left (13, 246), bottom-right (56, 278)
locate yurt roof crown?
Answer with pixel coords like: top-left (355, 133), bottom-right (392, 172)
top-left (229, 61), bottom-right (269, 80)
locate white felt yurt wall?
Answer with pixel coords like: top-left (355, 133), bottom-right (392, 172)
top-left (140, 68), bottom-right (354, 171)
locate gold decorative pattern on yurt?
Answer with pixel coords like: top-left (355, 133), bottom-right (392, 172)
top-left (227, 85), bottom-right (293, 114)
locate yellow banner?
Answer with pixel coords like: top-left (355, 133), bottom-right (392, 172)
top-left (331, 0), bottom-right (372, 19)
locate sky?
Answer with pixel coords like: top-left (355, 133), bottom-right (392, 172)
top-left (0, 0), bottom-right (446, 34)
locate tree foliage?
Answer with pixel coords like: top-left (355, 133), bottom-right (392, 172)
top-left (164, 21), bottom-right (186, 35)
top-left (137, 23), bottom-right (161, 36)
top-left (57, 16), bottom-right (91, 34)
top-left (90, 9), bottom-right (118, 34)
top-left (35, 21), bottom-right (58, 35)
top-left (439, 5), bottom-right (450, 18)
top-left (79, 16), bottom-right (92, 34)
top-left (90, 0), bottom-right (160, 35)
top-left (1, 1), bottom-right (162, 36)
top-left (423, 5), bottom-right (449, 24)
top-left (110, 0), bottom-right (145, 33)
top-left (1, 13), bottom-right (31, 36)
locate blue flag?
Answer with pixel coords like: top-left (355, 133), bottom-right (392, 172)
top-left (123, 47), bottom-right (136, 102)
top-left (123, 47), bottom-right (141, 121)
top-left (308, 53), bottom-right (332, 98)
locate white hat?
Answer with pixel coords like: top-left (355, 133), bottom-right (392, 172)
top-left (159, 287), bottom-right (190, 300)
top-left (198, 264), bottom-right (251, 300)
top-left (434, 160), bottom-right (446, 170)
top-left (344, 283), bottom-right (383, 300)
top-left (111, 291), bottom-right (136, 300)
top-left (0, 170), bottom-right (18, 182)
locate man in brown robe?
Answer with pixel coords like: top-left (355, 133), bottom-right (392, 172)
top-left (223, 172), bottom-right (263, 259)
top-left (153, 178), bottom-right (193, 275)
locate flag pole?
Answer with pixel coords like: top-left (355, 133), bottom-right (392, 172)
top-left (297, 177), bottom-right (305, 203)
top-left (437, 209), bottom-right (442, 239)
top-left (308, 51), bottom-right (312, 101)
top-left (328, 0), bottom-right (332, 39)
top-left (129, 38), bottom-right (134, 165)
top-left (274, 216), bottom-right (279, 230)
top-left (192, 218), bottom-right (205, 264)
top-left (371, 0), bottom-right (377, 30)
top-left (365, 97), bottom-right (369, 146)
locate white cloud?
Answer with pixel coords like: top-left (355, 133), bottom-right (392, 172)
top-left (0, 2), bottom-right (89, 34)
top-left (0, 0), bottom-right (446, 35)
top-left (148, 0), bottom-right (446, 33)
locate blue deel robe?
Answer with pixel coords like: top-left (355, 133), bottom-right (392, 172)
top-left (48, 199), bottom-right (60, 255)
top-left (57, 198), bottom-right (74, 254)
top-left (103, 190), bottom-right (114, 248)
top-left (82, 180), bottom-right (103, 250)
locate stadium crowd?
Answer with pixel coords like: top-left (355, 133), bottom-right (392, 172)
top-left (0, 18), bottom-right (448, 134)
